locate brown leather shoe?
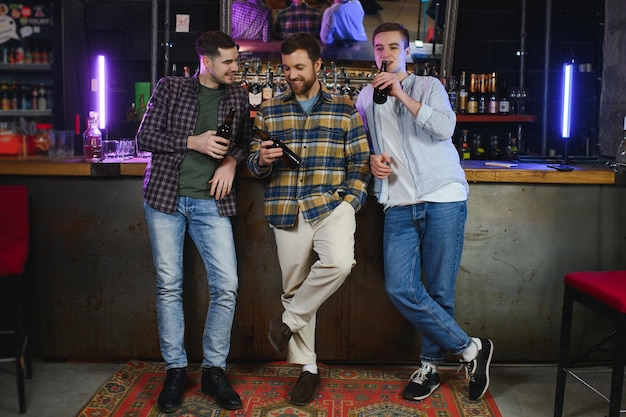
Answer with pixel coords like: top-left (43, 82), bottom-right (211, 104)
top-left (268, 318), bottom-right (292, 352)
top-left (288, 371), bottom-right (321, 405)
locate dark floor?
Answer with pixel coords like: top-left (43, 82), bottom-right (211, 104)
top-left (0, 359), bottom-right (624, 416)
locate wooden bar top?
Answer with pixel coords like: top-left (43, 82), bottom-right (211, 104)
top-left (1, 156), bottom-right (624, 185)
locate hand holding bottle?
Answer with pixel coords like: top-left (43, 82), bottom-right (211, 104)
top-left (373, 60), bottom-right (394, 104)
top-left (253, 126), bottom-right (301, 170)
top-left (188, 130), bottom-right (231, 159)
top-left (370, 152), bottom-right (392, 179)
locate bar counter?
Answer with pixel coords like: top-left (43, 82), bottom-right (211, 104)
top-left (1, 156), bottom-right (625, 364)
top-left (1, 156), bottom-right (623, 184)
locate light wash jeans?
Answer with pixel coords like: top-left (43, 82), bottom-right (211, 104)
top-left (144, 197), bottom-right (238, 371)
top-left (383, 201), bottom-right (472, 364)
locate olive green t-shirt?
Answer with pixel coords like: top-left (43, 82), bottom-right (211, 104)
top-left (178, 84), bottom-right (226, 199)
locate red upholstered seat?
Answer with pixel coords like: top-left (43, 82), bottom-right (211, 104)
top-left (564, 271), bottom-right (626, 314)
top-left (0, 186), bottom-right (29, 276)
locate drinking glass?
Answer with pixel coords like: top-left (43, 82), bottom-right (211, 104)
top-left (103, 140), bottom-right (117, 160)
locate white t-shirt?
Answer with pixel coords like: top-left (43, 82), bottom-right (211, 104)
top-left (378, 97), bottom-right (467, 209)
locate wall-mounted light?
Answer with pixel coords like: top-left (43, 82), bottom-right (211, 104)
top-left (97, 55), bottom-right (106, 130)
top-left (561, 62), bottom-right (574, 139)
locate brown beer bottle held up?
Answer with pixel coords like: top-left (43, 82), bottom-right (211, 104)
top-left (253, 126), bottom-right (301, 170)
top-left (373, 60), bottom-right (391, 104)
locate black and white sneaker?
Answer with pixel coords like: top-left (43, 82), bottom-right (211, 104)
top-left (402, 362), bottom-right (441, 401)
top-left (462, 338), bottom-right (494, 400)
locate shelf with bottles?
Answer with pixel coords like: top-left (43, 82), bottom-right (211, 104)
top-left (0, 63), bottom-right (53, 72)
top-left (0, 109), bottom-right (53, 117)
top-left (456, 114), bottom-right (537, 123)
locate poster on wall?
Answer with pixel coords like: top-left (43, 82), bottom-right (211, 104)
top-left (0, 2), bottom-right (53, 64)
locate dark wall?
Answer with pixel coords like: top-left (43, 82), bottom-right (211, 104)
top-left (452, 0), bottom-right (604, 157)
top-left (59, 0), bottom-right (220, 138)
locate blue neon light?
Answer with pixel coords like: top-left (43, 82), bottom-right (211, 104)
top-left (561, 63), bottom-right (574, 139)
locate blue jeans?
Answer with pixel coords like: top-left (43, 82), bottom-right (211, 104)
top-left (144, 198), bottom-right (238, 370)
top-left (383, 202), bottom-right (471, 364)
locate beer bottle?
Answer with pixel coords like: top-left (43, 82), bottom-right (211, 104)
top-left (216, 108), bottom-right (236, 140)
top-left (373, 60), bottom-right (391, 104)
top-left (253, 125), bottom-right (301, 170)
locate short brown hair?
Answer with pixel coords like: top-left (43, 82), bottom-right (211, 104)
top-left (372, 22), bottom-right (410, 49)
top-left (195, 31), bottom-right (237, 59)
top-left (280, 32), bottom-right (321, 62)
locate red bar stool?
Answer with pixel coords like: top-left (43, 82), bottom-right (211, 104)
top-left (554, 270), bottom-right (626, 417)
top-left (0, 185), bottom-right (32, 414)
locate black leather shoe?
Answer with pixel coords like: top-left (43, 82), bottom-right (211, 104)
top-left (201, 367), bottom-right (243, 410)
top-left (288, 371), bottom-right (321, 406)
top-left (268, 318), bottom-right (292, 352)
top-left (158, 367), bottom-right (187, 413)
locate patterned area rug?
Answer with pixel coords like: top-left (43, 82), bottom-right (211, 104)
top-left (77, 360), bottom-right (502, 417)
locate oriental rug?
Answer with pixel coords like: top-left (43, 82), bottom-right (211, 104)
top-left (77, 360), bottom-right (503, 417)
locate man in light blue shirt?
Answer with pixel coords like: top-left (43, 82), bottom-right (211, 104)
top-left (320, 0), bottom-right (368, 45)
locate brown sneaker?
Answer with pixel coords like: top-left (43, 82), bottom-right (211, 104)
top-left (267, 318), bottom-right (292, 352)
top-left (288, 371), bottom-right (321, 405)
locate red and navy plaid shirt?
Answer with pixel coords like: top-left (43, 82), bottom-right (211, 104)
top-left (137, 75), bottom-right (250, 216)
top-left (273, 2), bottom-right (322, 40)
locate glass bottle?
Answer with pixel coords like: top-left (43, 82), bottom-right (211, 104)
top-left (498, 79), bottom-right (510, 115)
top-left (447, 75), bottom-right (458, 112)
top-left (461, 129), bottom-right (471, 160)
top-left (262, 70), bottom-right (274, 102)
top-left (478, 74), bottom-right (487, 114)
top-left (616, 116), bottom-right (626, 164)
top-left (458, 71), bottom-right (468, 114)
top-left (373, 60), bottom-right (391, 104)
top-left (248, 66), bottom-right (262, 111)
top-left (487, 72), bottom-right (499, 114)
top-left (467, 74), bottom-right (478, 114)
top-left (83, 111), bottom-right (103, 162)
top-left (252, 125), bottom-right (301, 170)
top-left (137, 94), bottom-right (147, 121)
top-left (216, 108), bottom-right (236, 140)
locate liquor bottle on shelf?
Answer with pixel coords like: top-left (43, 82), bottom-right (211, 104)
top-left (616, 116), bottom-right (626, 164)
top-left (137, 93), bottom-right (147, 120)
top-left (460, 129), bottom-right (471, 160)
top-left (126, 103), bottom-right (138, 122)
top-left (458, 71), bottom-right (468, 113)
top-left (447, 75), bottom-right (458, 112)
top-left (273, 64), bottom-right (286, 97)
top-left (331, 65), bottom-right (340, 95)
top-left (467, 73), bottom-right (478, 114)
top-left (83, 111), bottom-right (103, 163)
top-left (505, 132), bottom-right (518, 159)
top-left (489, 135), bottom-right (500, 159)
top-left (478, 74), bottom-right (487, 114)
top-left (216, 108), bottom-right (236, 140)
top-left (471, 133), bottom-right (486, 159)
top-left (262, 70), bottom-right (274, 102)
top-left (488, 72), bottom-right (499, 114)
top-left (373, 60), bottom-right (391, 104)
top-left (239, 63), bottom-right (250, 93)
top-left (341, 75), bottom-right (353, 100)
top-left (252, 125), bottom-right (301, 170)
top-left (498, 79), bottom-right (510, 115)
top-left (248, 66), bottom-right (262, 111)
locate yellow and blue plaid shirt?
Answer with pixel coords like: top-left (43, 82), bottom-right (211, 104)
top-left (247, 83), bottom-right (371, 229)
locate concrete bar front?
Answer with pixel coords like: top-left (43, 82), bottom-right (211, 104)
top-left (1, 158), bottom-right (625, 363)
